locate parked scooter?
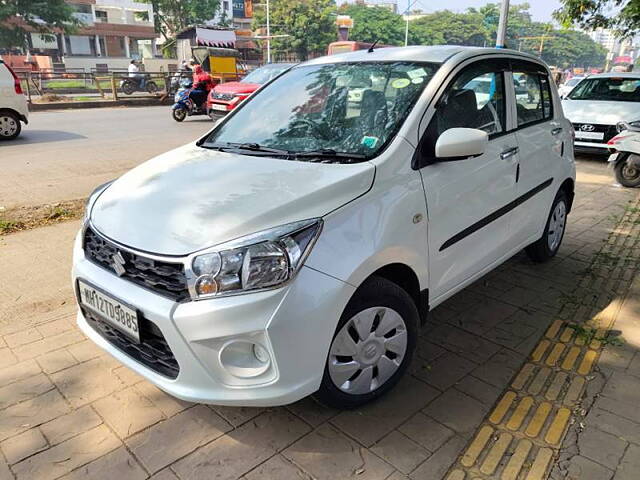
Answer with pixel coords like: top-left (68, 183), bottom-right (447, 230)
top-left (120, 74), bottom-right (158, 95)
top-left (171, 79), bottom-right (209, 122)
top-left (607, 121), bottom-right (640, 188)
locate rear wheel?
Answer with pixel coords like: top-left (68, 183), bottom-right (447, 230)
top-left (0, 112), bottom-right (21, 140)
top-left (614, 157), bottom-right (640, 188)
top-left (172, 108), bottom-right (187, 122)
top-left (122, 80), bottom-right (135, 95)
top-left (525, 190), bottom-right (568, 263)
top-left (315, 276), bottom-right (418, 409)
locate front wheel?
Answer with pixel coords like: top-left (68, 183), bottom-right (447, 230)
top-left (525, 190), bottom-right (568, 263)
top-left (172, 108), bottom-right (187, 122)
top-left (614, 157), bottom-right (640, 188)
top-left (315, 276), bottom-right (418, 409)
top-left (146, 81), bottom-right (159, 94)
top-left (0, 112), bottom-right (21, 140)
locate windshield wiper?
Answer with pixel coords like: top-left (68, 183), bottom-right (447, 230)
top-left (293, 149), bottom-right (369, 162)
top-left (200, 142), bottom-right (291, 155)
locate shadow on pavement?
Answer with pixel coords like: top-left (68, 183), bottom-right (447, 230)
top-left (3, 130), bottom-right (87, 146)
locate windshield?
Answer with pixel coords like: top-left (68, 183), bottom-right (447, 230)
top-left (566, 77), bottom-right (583, 87)
top-left (568, 77), bottom-right (640, 102)
top-left (203, 61), bottom-right (439, 160)
top-left (242, 65), bottom-right (291, 84)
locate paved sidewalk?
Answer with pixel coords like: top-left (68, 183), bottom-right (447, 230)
top-left (0, 158), bottom-right (637, 480)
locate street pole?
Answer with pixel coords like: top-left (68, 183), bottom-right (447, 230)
top-left (496, 0), bottom-right (510, 48)
top-left (404, 0), bottom-right (409, 46)
top-left (266, 0), bottom-right (271, 63)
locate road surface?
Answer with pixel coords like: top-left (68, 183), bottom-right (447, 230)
top-left (0, 106), bottom-right (214, 209)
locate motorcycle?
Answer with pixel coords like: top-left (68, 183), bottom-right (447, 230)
top-left (607, 121), bottom-right (640, 188)
top-left (171, 79), bottom-right (209, 122)
top-left (120, 74), bottom-right (158, 95)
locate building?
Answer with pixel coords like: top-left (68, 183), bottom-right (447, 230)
top-left (355, 0), bottom-right (398, 14)
top-left (26, 0), bottom-right (162, 71)
top-left (586, 27), bottom-right (640, 66)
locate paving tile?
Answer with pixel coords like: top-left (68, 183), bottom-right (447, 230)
top-left (286, 396), bottom-right (337, 427)
top-left (11, 425), bottom-right (120, 480)
top-left (0, 428), bottom-right (48, 464)
top-left (0, 454), bottom-right (11, 480)
top-left (399, 412), bottom-right (455, 453)
top-left (331, 376), bottom-right (439, 447)
top-left (4, 328), bottom-right (43, 349)
top-left (283, 423), bottom-right (394, 480)
top-left (0, 348), bottom-right (18, 369)
top-left (566, 455), bottom-right (613, 480)
top-left (450, 300), bottom-right (519, 335)
top-left (59, 446), bottom-right (146, 480)
top-left (149, 469), bottom-right (180, 480)
top-left (427, 324), bottom-right (501, 364)
top-left (36, 349), bottom-right (78, 374)
top-left (578, 426), bottom-right (627, 470)
top-left (412, 351), bottom-right (476, 391)
top-left (126, 404), bottom-right (231, 473)
top-left (0, 389), bottom-right (70, 442)
top-left (0, 359), bottom-right (41, 387)
top-left (244, 454), bottom-right (312, 480)
top-left (50, 356), bottom-right (125, 407)
top-left (423, 389), bottom-right (488, 437)
top-left (600, 371), bottom-right (640, 407)
top-left (173, 409), bottom-right (310, 480)
top-left (66, 340), bottom-right (104, 363)
top-left (93, 386), bottom-right (165, 438)
top-left (472, 349), bottom-right (525, 388)
top-left (409, 434), bottom-right (468, 480)
top-left (36, 318), bottom-right (74, 338)
top-left (135, 382), bottom-right (192, 418)
top-left (0, 373), bottom-right (54, 410)
top-left (416, 339), bottom-right (447, 363)
top-left (585, 408), bottom-right (640, 445)
top-left (40, 406), bottom-right (102, 446)
top-left (453, 374), bottom-right (502, 406)
top-left (614, 443), bottom-right (640, 480)
top-left (210, 405), bottom-right (265, 428)
top-left (111, 365), bottom-right (145, 387)
top-left (371, 430), bottom-right (430, 474)
top-left (12, 329), bottom-right (84, 361)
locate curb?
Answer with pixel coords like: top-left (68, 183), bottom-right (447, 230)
top-left (28, 97), bottom-right (172, 111)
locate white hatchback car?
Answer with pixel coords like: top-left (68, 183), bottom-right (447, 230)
top-left (0, 59), bottom-right (28, 140)
top-left (73, 46), bottom-right (575, 408)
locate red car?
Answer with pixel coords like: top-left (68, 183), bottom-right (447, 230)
top-left (207, 63), bottom-right (295, 116)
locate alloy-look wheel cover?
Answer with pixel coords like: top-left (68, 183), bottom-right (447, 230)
top-left (0, 115), bottom-right (18, 137)
top-left (328, 306), bottom-right (408, 395)
top-left (547, 200), bottom-right (566, 252)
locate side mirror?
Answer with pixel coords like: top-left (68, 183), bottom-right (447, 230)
top-left (435, 128), bottom-right (488, 160)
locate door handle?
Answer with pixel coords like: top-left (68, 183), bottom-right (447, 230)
top-left (500, 146), bottom-right (519, 160)
top-left (551, 127), bottom-right (563, 136)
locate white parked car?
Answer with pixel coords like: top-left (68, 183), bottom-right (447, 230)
top-left (0, 58), bottom-right (28, 140)
top-left (73, 46), bottom-right (575, 408)
top-left (558, 76), bottom-right (585, 98)
top-left (562, 72), bottom-right (640, 153)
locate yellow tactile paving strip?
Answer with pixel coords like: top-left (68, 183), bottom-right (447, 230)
top-left (445, 196), bottom-right (640, 480)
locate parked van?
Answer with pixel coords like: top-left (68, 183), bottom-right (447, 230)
top-left (0, 59), bottom-right (28, 140)
top-left (73, 46), bottom-right (575, 408)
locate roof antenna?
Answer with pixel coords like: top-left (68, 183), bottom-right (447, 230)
top-left (367, 39), bottom-right (379, 53)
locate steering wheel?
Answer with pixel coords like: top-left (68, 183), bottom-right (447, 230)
top-left (288, 117), bottom-right (328, 138)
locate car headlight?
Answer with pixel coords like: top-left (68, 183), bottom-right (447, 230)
top-left (84, 181), bottom-right (114, 224)
top-left (187, 219), bottom-right (322, 300)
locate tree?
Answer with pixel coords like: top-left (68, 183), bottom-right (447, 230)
top-left (142, 0), bottom-right (221, 41)
top-left (0, 0), bottom-right (79, 50)
top-left (252, 0), bottom-right (335, 60)
top-left (410, 10), bottom-right (489, 46)
top-left (339, 4), bottom-right (406, 45)
top-left (556, 0), bottom-right (640, 37)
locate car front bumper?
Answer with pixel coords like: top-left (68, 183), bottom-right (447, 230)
top-left (72, 230), bottom-right (355, 406)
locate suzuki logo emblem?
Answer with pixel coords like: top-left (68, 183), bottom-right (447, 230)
top-left (580, 124), bottom-right (596, 132)
top-left (111, 251), bottom-right (126, 277)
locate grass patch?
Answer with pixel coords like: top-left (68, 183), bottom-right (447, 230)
top-left (0, 200), bottom-right (85, 236)
top-left (568, 323), bottom-right (624, 347)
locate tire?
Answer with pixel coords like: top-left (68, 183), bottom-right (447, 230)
top-left (525, 190), bottom-right (569, 263)
top-left (315, 276), bottom-right (418, 409)
top-left (0, 112), bottom-right (21, 140)
top-left (122, 81), bottom-right (135, 95)
top-left (146, 81), bottom-right (158, 94)
top-left (172, 108), bottom-right (187, 122)
top-left (614, 157), bottom-right (640, 188)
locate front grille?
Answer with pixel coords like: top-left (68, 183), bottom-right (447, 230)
top-left (83, 226), bottom-right (189, 301)
top-left (83, 308), bottom-right (180, 379)
top-left (572, 123), bottom-right (617, 144)
top-left (213, 91), bottom-right (234, 101)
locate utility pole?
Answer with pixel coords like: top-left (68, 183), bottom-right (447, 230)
top-left (404, 0), bottom-right (409, 46)
top-left (266, 0), bottom-right (271, 63)
top-left (496, 0), bottom-right (510, 48)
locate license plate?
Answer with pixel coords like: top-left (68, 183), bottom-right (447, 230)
top-left (78, 280), bottom-right (140, 342)
top-left (211, 104), bottom-right (228, 112)
top-left (608, 153), bottom-right (619, 162)
top-left (575, 131), bottom-right (604, 140)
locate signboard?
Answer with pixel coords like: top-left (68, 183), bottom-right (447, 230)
top-left (233, 0), bottom-right (253, 18)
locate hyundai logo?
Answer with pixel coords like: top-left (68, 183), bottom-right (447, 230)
top-left (579, 124), bottom-right (596, 132)
top-left (111, 251), bottom-right (126, 277)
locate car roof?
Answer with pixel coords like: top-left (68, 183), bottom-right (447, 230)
top-left (302, 45), bottom-right (546, 68)
top-left (584, 72), bottom-right (640, 79)
top-left (259, 62), bottom-right (296, 69)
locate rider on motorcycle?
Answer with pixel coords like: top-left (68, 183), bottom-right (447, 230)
top-left (190, 65), bottom-right (212, 109)
top-left (128, 60), bottom-right (145, 90)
